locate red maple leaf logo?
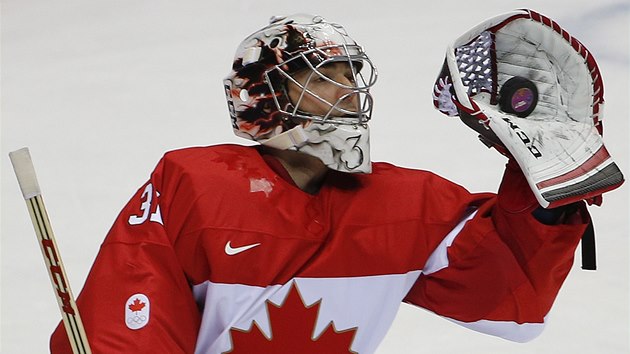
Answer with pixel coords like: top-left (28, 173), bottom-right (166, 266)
top-left (225, 282), bottom-right (358, 353)
top-left (128, 298), bottom-right (146, 313)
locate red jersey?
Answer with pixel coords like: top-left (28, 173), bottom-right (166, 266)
top-left (51, 144), bottom-right (588, 353)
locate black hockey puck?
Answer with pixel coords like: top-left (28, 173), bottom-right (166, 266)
top-left (499, 76), bottom-right (538, 117)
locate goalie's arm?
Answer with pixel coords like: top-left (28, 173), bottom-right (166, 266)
top-left (50, 160), bottom-right (201, 353)
top-left (404, 161), bottom-right (588, 342)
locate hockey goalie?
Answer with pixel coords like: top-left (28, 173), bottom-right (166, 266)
top-left (51, 9), bottom-right (623, 354)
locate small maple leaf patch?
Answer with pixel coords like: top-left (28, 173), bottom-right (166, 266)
top-left (125, 293), bottom-right (150, 330)
top-left (129, 298), bottom-right (146, 312)
top-left (225, 282), bottom-right (358, 353)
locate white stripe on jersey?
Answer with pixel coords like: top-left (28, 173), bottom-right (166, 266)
top-left (447, 316), bottom-right (546, 343)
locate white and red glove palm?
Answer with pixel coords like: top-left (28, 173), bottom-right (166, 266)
top-left (432, 9), bottom-right (624, 208)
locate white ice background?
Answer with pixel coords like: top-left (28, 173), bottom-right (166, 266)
top-left (2, 1), bottom-right (628, 353)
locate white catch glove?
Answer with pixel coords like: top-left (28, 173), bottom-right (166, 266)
top-left (432, 9), bottom-right (624, 208)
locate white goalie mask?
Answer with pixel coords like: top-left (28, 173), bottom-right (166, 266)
top-left (224, 14), bottom-right (377, 173)
top-left (432, 9), bottom-right (624, 208)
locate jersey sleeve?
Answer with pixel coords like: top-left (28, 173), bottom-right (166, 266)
top-left (404, 160), bottom-right (589, 342)
top-left (50, 158), bottom-right (201, 353)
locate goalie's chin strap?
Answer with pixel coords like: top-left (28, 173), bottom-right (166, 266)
top-left (260, 125), bottom-right (309, 150)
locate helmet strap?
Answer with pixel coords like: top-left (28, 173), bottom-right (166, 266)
top-left (260, 125), bottom-right (310, 150)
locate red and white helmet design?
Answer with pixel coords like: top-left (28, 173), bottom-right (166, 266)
top-left (223, 14), bottom-right (377, 143)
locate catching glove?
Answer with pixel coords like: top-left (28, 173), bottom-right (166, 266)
top-left (432, 9), bottom-right (624, 208)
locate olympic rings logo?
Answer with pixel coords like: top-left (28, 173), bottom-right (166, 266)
top-left (126, 315), bottom-right (147, 325)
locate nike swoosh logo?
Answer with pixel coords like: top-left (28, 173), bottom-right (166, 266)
top-left (225, 241), bottom-right (261, 256)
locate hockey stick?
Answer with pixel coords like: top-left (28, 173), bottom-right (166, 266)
top-left (9, 148), bottom-right (92, 354)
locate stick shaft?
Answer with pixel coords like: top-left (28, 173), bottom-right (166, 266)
top-left (9, 148), bottom-right (92, 354)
